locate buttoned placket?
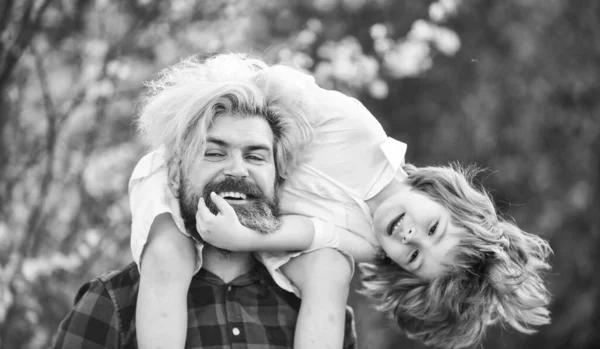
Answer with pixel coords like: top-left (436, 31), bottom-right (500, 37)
top-left (198, 266), bottom-right (267, 348)
top-left (225, 284), bottom-right (245, 346)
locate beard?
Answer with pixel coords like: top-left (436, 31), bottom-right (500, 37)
top-left (178, 176), bottom-right (281, 254)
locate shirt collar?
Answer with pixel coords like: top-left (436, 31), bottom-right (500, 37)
top-left (194, 262), bottom-right (274, 287)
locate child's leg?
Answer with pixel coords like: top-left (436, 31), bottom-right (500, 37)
top-left (136, 213), bottom-right (196, 349)
top-left (281, 248), bottom-right (352, 349)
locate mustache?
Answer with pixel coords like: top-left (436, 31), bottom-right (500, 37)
top-left (177, 175), bottom-right (280, 253)
top-left (202, 177), bottom-right (265, 200)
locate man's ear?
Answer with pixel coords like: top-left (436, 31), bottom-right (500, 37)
top-left (167, 160), bottom-right (181, 198)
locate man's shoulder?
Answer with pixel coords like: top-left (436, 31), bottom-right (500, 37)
top-left (95, 262), bottom-right (140, 288)
top-left (74, 262), bottom-right (140, 311)
top-left (52, 263), bottom-right (139, 349)
top-left (74, 263), bottom-right (139, 334)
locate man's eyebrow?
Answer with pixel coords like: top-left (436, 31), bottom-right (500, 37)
top-left (245, 144), bottom-right (272, 153)
top-left (206, 137), bottom-right (272, 153)
top-left (206, 137), bottom-right (228, 146)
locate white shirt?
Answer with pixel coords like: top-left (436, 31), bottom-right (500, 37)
top-left (279, 87), bottom-right (406, 246)
top-left (259, 88), bottom-right (406, 293)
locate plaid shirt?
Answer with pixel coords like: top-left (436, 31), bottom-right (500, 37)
top-left (52, 262), bottom-right (357, 349)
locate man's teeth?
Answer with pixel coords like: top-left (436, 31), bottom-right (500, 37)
top-left (218, 192), bottom-right (247, 199)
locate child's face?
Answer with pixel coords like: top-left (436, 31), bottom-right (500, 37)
top-left (372, 190), bottom-right (463, 280)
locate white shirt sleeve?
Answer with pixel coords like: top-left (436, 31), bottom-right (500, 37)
top-left (128, 149), bottom-right (203, 272)
top-left (306, 217), bottom-right (341, 251)
top-left (256, 217), bottom-right (354, 297)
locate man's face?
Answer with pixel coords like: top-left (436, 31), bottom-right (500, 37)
top-left (177, 113), bottom-right (280, 244)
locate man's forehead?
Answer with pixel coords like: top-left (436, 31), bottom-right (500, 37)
top-left (205, 135), bottom-right (273, 152)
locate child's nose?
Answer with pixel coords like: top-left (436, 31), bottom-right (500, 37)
top-left (401, 227), bottom-right (415, 243)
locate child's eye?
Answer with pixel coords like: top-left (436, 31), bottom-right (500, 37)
top-left (409, 250), bottom-right (419, 263)
top-left (428, 222), bottom-right (438, 236)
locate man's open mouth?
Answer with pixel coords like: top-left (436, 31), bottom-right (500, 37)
top-left (218, 191), bottom-right (253, 201)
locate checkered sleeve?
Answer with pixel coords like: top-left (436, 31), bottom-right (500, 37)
top-left (52, 279), bottom-right (121, 349)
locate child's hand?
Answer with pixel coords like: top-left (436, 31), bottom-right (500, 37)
top-left (195, 192), bottom-right (260, 251)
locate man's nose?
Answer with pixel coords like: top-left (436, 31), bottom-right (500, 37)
top-left (224, 154), bottom-right (249, 178)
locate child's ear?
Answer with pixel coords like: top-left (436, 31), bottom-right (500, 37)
top-left (167, 161), bottom-right (181, 198)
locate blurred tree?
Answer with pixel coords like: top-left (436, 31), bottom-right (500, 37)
top-left (0, 0), bottom-right (598, 348)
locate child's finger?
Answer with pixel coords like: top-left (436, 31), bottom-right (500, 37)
top-left (210, 192), bottom-right (235, 216)
top-left (196, 197), bottom-right (214, 223)
top-left (196, 220), bottom-right (209, 237)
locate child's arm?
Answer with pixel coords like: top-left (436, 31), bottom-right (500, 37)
top-left (197, 192), bottom-right (315, 251)
top-left (281, 248), bottom-right (352, 349)
top-left (136, 213), bottom-right (196, 349)
top-left (197, 192), bottom-right (380, 261)
top-left (337, 228), bottom-right (380, 262)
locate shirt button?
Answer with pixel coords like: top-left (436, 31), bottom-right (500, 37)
top-left (232, 327), bottom-right (240, 336)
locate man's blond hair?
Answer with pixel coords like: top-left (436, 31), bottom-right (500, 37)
top-left (136, 53), bottom-right (317, 185)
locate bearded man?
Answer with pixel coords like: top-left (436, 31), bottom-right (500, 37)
top-left (52, 54), bottom-right (357, 349)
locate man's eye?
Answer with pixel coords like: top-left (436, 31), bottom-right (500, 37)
top-left (247, 155), bottom-right (265, 162)
top-left (428, 223), bottom-right (438, 236)
top-left (205, 152), bottom-right (224, 158)
top-left (409, 250), bottom-right (419, 263)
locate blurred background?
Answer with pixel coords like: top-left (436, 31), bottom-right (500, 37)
top-left (0, 0), bottom-right (598, 348)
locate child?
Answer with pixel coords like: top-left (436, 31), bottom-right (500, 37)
top-left (131, 54), bottom-right (552, 349)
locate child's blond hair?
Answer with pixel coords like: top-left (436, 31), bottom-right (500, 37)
top-left (360, 163), bottom-right (552, 349)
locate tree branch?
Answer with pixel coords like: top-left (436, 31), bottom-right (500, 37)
top-left (18, 44), bottom-right (59, 259)
top-left (0, 0), bottom-right (52, 90)
top-left (0, 0), bottom-right (14, 35)
top-left (0, 39), bottom-right (60, 327)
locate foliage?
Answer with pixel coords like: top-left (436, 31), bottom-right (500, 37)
top-left (0, 0), bottom-right (598, 348)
